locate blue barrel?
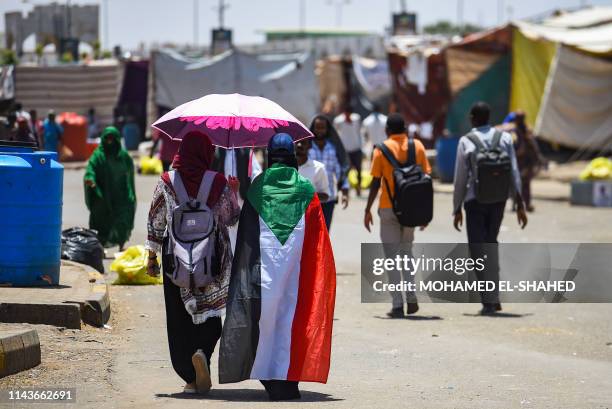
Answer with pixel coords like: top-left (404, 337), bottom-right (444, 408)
top-left (0, 143), bottom-right (63, 286)
top-left (435, 136), bottom-right (460, 183)
top-left (122, 122), bottom-right (141, 150)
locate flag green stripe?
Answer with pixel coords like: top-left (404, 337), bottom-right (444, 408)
top-left (247, 164), bottom-right (315, 245)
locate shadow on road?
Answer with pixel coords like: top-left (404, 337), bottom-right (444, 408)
top-left (462, 312), bottom-right (534, 318)
top-left (156, 388), bottom-right (342, 402)
top-left (373, 315), bottom-right (443, 321)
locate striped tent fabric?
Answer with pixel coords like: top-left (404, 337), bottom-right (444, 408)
top-left (219, 165), bottom-right (336, 384)
top-left (14, 61), bottom-right (122, 127)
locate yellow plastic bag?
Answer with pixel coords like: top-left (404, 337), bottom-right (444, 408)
top-left (139, 156), bottom-right (163, 175)
top-left (111, 245), bottom-right (162, 285)
top-left (348, 169), bottom-right (373, 189)
top-left (579, 157), bottom-right (612, 181)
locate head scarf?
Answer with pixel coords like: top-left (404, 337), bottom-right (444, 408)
top-left (267, 133), bottom-right (298, 169)
top-left (171, 131), bottom-right (226, 200)
top-left (101, 126), bottom-right (123, 156)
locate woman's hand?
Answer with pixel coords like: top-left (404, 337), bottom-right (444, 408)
top-left (85, 179), bottom-right (96, 188)
top-left (146, 252), bottom-right (160, 277)
top-left (227, 176), bottom-right (240, 194)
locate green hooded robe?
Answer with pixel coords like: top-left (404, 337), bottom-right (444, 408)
top-left (84, 126), bottom-right (136, 247)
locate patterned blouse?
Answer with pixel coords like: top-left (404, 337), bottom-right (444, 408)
top-left (146, 175), bottom-right (240, 324)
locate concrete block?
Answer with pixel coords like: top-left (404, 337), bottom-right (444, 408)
top-left (0, 330), bottom-right (40, 378)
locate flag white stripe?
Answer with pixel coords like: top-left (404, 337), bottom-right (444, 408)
top-left (250, 216), bottom-right (305, 380)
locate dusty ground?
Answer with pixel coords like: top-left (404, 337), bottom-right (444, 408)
top-left (1, 169), bottom-right (612, 409)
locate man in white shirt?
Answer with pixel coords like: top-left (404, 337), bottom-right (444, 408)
top-left (361, 104), bottom-right (388, 148)
top-left (334, 106), bottom-right (363, 196)
top-left (296, 138), bottom-right (329, 203)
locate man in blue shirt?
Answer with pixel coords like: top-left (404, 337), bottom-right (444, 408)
top-left (42, 110), bottom-right (64, 153)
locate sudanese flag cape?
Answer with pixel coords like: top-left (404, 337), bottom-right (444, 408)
top-left (219, 164), bottom-right (336, 384)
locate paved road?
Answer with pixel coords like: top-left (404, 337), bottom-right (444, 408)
top-left (56, 170), bottom-right (612, 408)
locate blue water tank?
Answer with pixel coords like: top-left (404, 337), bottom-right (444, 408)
top-left (0, 144), bottom-right (63, 286)
top-left (435, 136), bottom-right (460, 183)
top-left (122, 122), bottom-right (141, 151)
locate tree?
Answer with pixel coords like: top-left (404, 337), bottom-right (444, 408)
top-left (35, 43), bottom-right (44, 63)
top-left (423, 20), bottom-right (483, 36)
top-left (0, 49), bottom-right (18, 65)
top-left (93, 40), bottom-right (101, 59)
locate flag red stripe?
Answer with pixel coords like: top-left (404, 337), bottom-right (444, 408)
top-left (287, 195), bottom-right (336, 382)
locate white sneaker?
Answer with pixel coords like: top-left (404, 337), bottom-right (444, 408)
top-left (192, 349), bottom-right (212, 394)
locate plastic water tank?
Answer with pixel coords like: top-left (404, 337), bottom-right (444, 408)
top-left (0, 142), bottom-right (63, 286)
top-left (122, 122), bottom-right (141, 151)
top-left (435, 136), bottom-right (460, 183)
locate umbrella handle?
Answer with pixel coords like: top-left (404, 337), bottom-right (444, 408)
top-left (247, 140), bottom-right (255, 178)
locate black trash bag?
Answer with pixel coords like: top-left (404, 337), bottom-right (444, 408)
top-left (61, 227), bottom-right (105, 273)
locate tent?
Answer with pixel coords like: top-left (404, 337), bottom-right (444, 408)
top-left (535, 45), bottom-right (612, 151)
top-left (154, 49), bottom-right (319, 124)
top-left (388, 47), bottom-right (450, 147)
top-left (444, 26), bottom-right (512, 136)
top-left (14, 61), bottom-right (122, 127)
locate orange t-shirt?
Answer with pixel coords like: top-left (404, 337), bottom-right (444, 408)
top-left (370, 134), bottom-right (432, 209)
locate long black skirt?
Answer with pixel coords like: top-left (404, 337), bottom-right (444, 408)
top-left (162, 241), bottom-right (222, 384)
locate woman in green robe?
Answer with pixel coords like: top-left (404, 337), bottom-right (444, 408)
top-left (84, 126), bottom-right (136, 250)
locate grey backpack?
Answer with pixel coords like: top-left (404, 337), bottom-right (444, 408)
top-left (167, 170), bottom-right (220, 289)
top-left (467, 131), bottom-right (513, 204)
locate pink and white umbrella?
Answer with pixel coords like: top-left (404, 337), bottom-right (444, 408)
top-left (151, 93), bottom-right (313, 148)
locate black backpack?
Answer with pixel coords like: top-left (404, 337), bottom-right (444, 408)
top-left (377, 138), bottom-right (433, 227)
top-left (466, 131), bottom-right (512, 204)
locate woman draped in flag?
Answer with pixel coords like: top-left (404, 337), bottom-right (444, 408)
top-left (219, 133), bottom-right (337, 401)
top-left (84, 126), bottom-right (136, 250)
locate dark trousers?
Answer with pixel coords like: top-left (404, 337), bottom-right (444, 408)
top-left (321, 201), bottom-right (336, 230)
top-left (260, 380), bottom-right (300, 400)
top-left (464, 200), bottom-right (505, 305)
top-left (162, 246), bottom-right (222, 384)
top-left (521, 176), bottom-right (532, 208)
top-left (348, 150), bottom-right (362, 192)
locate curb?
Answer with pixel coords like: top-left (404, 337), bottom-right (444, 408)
top-left (0, 303), bottom-right (81, 329)
top-left (0, 262), bottom-right (111, 330)
top-left (0, 330), bottom-right (41, 378)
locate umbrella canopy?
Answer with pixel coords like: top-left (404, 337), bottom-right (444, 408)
top-left (152, 93), bottom-right (313, 148)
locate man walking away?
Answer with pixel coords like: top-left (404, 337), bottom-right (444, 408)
top-left (364, 113), bottom-right (432, 318)
top-left (334, 105), bottom-right (363, 196)
top-left (361, 103), bottom-right (388, 149)
top-left (453, 102), bottom-right (528, 315)
top-left (296, 138), bottom-right (330, 203)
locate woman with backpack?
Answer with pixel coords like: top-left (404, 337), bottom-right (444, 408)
top-left (145, 131), bottom-right (240, 394)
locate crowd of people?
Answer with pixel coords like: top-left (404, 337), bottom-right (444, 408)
top-left (1, 98), bottom-right (544, 399)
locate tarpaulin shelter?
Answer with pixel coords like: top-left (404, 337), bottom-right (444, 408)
top-left (316, 56), bottom-right (347, 115)
top-left (535, 45), bottom-right (612, 151)
top-left (444, 26), bottom-right (512, 136)
top-left (14, 60), bottom-right (122, 127)
top-left (351, 55), bottom-right (391, 109)
top-left (154, 49), bottom-right (318, 124)
top-left (388, 46), bottom-right (450, 147)
top-left (117, 60), bottom-right (149, 140)
top-left (515, 6), bottom-right (612, 151)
